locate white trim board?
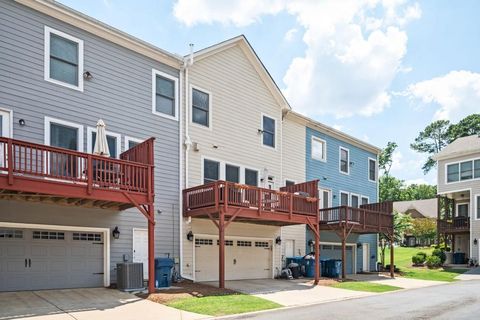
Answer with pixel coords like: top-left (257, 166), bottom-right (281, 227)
top-left (339, 146), bottom-right (350, 175)
top-left (152, 69), bottom-right (179, 121)
top-left (0, 222), bottom-right (111, 287)
top-left (44, 116), bottom-right (84, 151)
top-left (0, 108), bottom-right (13, 138)
top-left (311, 136), bottom-right (327, 162)
top-left (189, 84), bottom-right (213, 130)
top-left (260, 112), bottom-right (278, 151)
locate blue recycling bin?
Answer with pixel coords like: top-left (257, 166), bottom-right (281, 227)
top-left (324, 259), bottom-right (342, 278)
top-left (155, 258), bottom-right (174, 288)
top-left (453, 252), bottom-right (465, 264)
top-left (304, 259), bottom-right (316, 278)
top-left (320, 259), bottom-right (327, 277)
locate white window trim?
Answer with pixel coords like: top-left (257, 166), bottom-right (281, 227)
top-left (311, 136), bottom-right (327, 162)
top-left (260, 113), bottom-right (277, 151)
top-left (190, 84), bottom-right (213, 130)
top-left (361, 196), bottom-right (370, 205)
top-left (444, 158), bottom-right (480, 185)
top-left (151, 69), bottom-right (179, 121)
top-left (350, 193), bottom-right (360, 208)
top-left (0, 107), bottom-right (13, 137)
top-left (339, 146), bottom-right (350, 175)
top-left (339, 191), bottom-right (350, 206)
top-left (456, 202), bottom-right (470, 218)
top-left (86, 127), bottom-right (121, 158)
top-left (200, 155), bottom-right (260, 186)
top-left (319, 188), bottom-right (332, 209)
top-left (44, 26), bottom-right (84, 92)
top-left (124, 136), bottom-right (143, 151)
top-left (475, 194), bottom-right (480, 221)
top-left (368, 157), bottom-right (377, 182)
top-left (44, 116), bottom-right (84, 152)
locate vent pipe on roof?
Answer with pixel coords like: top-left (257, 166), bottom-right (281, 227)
top-left (188, 43), bottom-right (194, 66)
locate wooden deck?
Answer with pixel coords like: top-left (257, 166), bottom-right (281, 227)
top-left (438, 217), bottom-right (470, 234)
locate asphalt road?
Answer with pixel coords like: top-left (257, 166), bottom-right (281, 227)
top-left (226, 280), bottom-right (480, 320)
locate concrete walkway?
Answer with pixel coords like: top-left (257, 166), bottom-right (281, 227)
top-left (456, 266), bottom-right (480, 280)
top-left (347, 273), bottom-right (446, 289)
top-left (0, 288), bottom-right (206, 320)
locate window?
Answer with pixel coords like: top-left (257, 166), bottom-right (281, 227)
top-left (476, 195), bottom-right (480, 220)
top-left (285, 180), bottom-right (295, 186)
top-left (340, 147), bottom-right (349, 174)
top-left (203, 159), bottom-right (220, 184)
top-left (447, 163), bottom-right (460, 183)
top-left (87, 128), bottom-right (120, 158)
top-left (192, 88), bottom-right (210, 127)
top-left (245, 169), bottom-right (258, 186)
top-left (33, 231), bottom-right (65, 240)
top-left (217, 240), bottom-right (233, 246)
top-left (45, 27), bottom-right (83, 90)
top-left (125, 136), bottom-right (142, 150)
top-left (226, 164), bottom-right (240, 183)
top-left (73, 232), bottom-right (102, 241)
top-left (460, 161), bottom-right (473, 180)
top-left (255, 241), bottom-right (269, 248)
top-left (237, 240), bottom-right (252, 247)
top-left (340, 192), bottom-right (349, 206)
top-left (312, 137), bottom-right (326, 161)
top-left (195, 238), bottom-right (213, 245)
top-left (0, 229), bottom-right (23, 239)
top-left (152, 69), bottom-right (178, 120)
top-left (319, 189), bottom-right (331, 209)
top-left (361, 197), bottom-right (369, 205)
top-left (457, 204), bottom-right (469, 217)
top-left (262, 115), bottom-right (276, 148)
top-left (368, 158), bottom-right (377, 182)
top-left (351, 194), bottom-right (359, 208)
top-left (475, 160), bottom-right (480, 179)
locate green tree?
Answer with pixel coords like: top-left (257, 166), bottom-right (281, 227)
top-left (410, 120), bottom-right (450, 174)
top-left (379, 211), bottom-right (413, 267)
top-left (447, 114), bottom-right (480, 142)
top-left (410, 218), bottom-right (436, 245)
top-left (379, 175), bottom-right (404, 202)
top-left (401, 184), bottom-right (437, 201)
top-left (379, 141), bottom-right (398, 176)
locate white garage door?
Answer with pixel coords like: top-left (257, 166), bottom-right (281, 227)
top-left (195, 237), bottom-right (272, 282)
top-left (0, 228), bottom-right (104, 292)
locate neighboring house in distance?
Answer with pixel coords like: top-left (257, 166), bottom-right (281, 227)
top-left (434, 134), bottom-right (480, 264)
top-left (393, 199), bottom-right (437, 247)
top-left (0, 0), bottom-right (182, 292)
top-left (284, 111), bottom-right (382, 274)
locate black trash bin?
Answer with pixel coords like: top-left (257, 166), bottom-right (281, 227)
top-left (288, 262), bottom-right (301, 279)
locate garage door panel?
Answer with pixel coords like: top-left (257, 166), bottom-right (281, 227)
top-left (50, 246), bottom-right (67, 256)
top-left (7, 245), bottom-right (26, 256)
top-left (7, 259), bottom-right (25, 272)
top-left (31, 245), bottom-right (49, 256)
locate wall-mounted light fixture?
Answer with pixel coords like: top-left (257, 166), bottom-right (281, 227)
top-left (83, 71), bottom-right (93, 79)
top-left (187, 231), bottom-right (194, 241)
top-left (474, 238), bottom-right (478, 245)
top-left (18, 119), bottom-right (26, 126)
top-left (112, 226), bottom-right (120, 239)
top-left (275, 236), bottom-right (282, 245)
top-left (349, 161), bottom-right (355, 167)
top-left (357, 243), bottom-right (362, 248)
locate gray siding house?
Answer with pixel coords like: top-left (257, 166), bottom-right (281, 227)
top-left (0, 0), bottom-right (182, 291)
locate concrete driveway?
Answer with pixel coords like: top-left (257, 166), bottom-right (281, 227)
top-left (205, 279), bottom-right (373, 306)
top-left (0, 288), bottom-right (205, 320)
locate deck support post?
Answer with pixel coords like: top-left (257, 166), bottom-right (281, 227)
top-left (314, 222), bottom-right (320, 284)
top-left (219, 210), bottom-right (226, 289)
top-left (341, 229), bottom-right (346, 280)
top-left (147, 204), bottom-right (155, 293)
top-left (389, 234), bottom-right (394, 279)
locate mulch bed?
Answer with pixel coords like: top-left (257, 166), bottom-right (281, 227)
top-left (138, 280), bottom-right (238, 304)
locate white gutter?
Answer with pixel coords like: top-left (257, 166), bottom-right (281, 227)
top-left (180, 44), bottom-right (194, 281)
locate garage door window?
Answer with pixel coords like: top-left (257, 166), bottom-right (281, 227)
top-left (255, 241), bottom-right (269, 248)
top-left (195, 238), bottom-right (213, 245)
top-left (237, 241), bottom-right (252, 247)
top-left (217, 240), bottom-right (233, 246)
top-left (73, 232), bottom-right (102, 241)
top-left (0, 229), bottom-right (23, 239)
top-left (33, 231), bottom-right (65, 240)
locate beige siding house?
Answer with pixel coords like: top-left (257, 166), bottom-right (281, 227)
top-left (434, 135), bottom-right (480, 264)
top-left (180, 36), bottom-right (295, 281)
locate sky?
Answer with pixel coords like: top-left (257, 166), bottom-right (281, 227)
top-left (59, 0), bottom-right (480, 185)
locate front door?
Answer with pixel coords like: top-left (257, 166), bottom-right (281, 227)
top-left (318, 189), bottom-right (332, 209)
top-left (285, 239), bottom-right (294, 257)
top-left (133, 229), bottom-right (149, 280)
top-left (362, 243), bottom-right (370, 272)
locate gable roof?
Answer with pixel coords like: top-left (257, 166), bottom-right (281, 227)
top-left (393, 198), bottom-right (437, 219)
top-left (190, 35), bottom-right (291, 111)
top-left (433, 134), bottom-right (480, 161)
top-left (286, 111), bottom-right (382, 154)
top-left (17, 0), bottom-right (183, 68)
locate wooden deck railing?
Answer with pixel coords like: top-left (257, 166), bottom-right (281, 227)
top-left (438, 217), bottom-right (470, 233)
top-left (183, 181), bottom-right (318, 216)
top-left (319, 206), bottom-right (393, 229)
top-left (0, 137), bottom-right (154, 196)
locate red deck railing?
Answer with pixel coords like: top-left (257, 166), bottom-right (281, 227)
top-left (0, 137), bottom-right (154, 197)
top-left (319, 206), bottom-right (393, 230)
top-left (183, 181), bottom-right (318, 216)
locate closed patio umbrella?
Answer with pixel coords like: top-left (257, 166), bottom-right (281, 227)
top-left (93, 119), bottom-right (110, 157)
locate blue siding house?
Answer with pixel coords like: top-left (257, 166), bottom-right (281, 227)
top-left (303, 120), bottom-right (380, 273)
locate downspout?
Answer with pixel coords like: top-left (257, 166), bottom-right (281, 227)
top-left (180, 44), bottom-right (194, 281)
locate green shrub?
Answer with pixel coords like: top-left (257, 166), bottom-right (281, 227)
top-left (432, 249), bottom-right (447, 264)
top-left (426, 255), bottom-right (442, 269)
top-left (416, 252), bottom-right (427, 260)
top-left (412, 254), bottom-right (426, 266)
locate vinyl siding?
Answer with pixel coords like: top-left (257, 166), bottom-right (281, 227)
top-left (438, 153), bottom-right (480, 261)
top-left (182, 43), bottom-right (285, 279)
top-left (0, 0), bottom-right (181, 280)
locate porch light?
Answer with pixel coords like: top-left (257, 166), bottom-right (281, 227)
top-left (112, 226), bottom-right (120, 239)
top-left (474, 238), bottom-right (478, 245)
top-left (275, 236), bottom-right (282, 245)
top-left (357, 243), bottom-right (362, 248)
top-left (187, 231), bottom-right (194, 241)
top-left (18, 119), bottom-right (26, 126)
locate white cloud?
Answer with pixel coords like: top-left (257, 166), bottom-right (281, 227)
top-left (403, 70), bottom-right (480, 122)
top-left (173, 0), bottom-right (421, 118)
top-left (284, 28), bottom-right (298, 42)
top-left (332, 124), bottom-right (344, 131)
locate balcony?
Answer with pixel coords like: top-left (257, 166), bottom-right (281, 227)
top-left (438, 217), bottom-right (470, 234)
top-left (183, 180), bottom-right (319, 226)
top-left (0, 137), bottom-right (155, 210)
top-left (319, 204), bottom-right (394, 234)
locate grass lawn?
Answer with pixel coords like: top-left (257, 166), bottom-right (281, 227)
top-left (382, 246), bottom-right (466, 282)
top-left (166, 294), bottom-right (282, 316)
top-left (332, 281), bottom-right (402, 293)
